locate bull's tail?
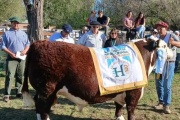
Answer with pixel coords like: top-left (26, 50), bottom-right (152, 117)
top-left (22, 49), bottom-right (35, 107)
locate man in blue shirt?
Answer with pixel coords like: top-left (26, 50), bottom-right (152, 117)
top-left (49, 24), bottom-right (74, 44)
top-left (78, 21), bottom-right (107, 48)
top-left (1, 16), bottom-right (30, 102)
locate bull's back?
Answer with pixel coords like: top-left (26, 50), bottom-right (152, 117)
top-left (27, 41), bottom-right (100, 99)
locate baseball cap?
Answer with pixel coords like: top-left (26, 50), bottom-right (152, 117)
top-left (62, 24), bottom-right (73, 33)
top-left (9, 16), bottom-right (21, 23)
top-left (155, 21), bottom-right (169, 29)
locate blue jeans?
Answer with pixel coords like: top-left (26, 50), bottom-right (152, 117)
top-left (155, 62), bottom-right (175, 105)
top-left (136, 25), bottom-right (145, 38)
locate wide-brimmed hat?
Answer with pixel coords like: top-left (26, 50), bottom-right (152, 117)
top-left (90, 21), bottom-right (101, 26)
top-left (62, 24), bottom-right (73, 33)
top-left (9, 16), bottom-right (21, 23)
top-left (155, 21), bottom-right (169, 29)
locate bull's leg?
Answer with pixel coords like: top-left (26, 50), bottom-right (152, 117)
top-left (125, 89), bottom-right (141, 120)
top-left (114, 102), bottom-right (125, 120)
top-left (34, 93), bottom-right (57, 120)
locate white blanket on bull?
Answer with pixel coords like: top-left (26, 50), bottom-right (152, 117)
top-left (89, 42), bottom-right (147, 95)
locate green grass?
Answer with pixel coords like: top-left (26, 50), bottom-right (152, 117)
top-left (0, 72), bottom-right (180, 120)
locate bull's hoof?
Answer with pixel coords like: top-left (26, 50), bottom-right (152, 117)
top-left (116, 115), bottom-right (125, 120)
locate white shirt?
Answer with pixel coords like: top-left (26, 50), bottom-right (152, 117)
top-left (49, 32), bottom-right (75, 44)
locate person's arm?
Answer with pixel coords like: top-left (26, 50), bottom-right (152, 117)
top-left (169, 37), bottom-right (180, 48)
top-left (3, 47), bottom-right (16, 58)
top-left (21, 46), bottom-right (30, 55)
top-left (21, 33), bottom-right (30, 55)
top-left (1, 33), bottom-right (16, 58)
top-left (143, 18), bottom-right (146, 26)
top-left (105, 17), bottom-right (110, 26)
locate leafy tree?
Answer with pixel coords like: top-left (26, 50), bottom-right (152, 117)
top-left (43, 0), bottom-right (94, 29)
top-left (0, 0), bottom-right (26, 24)
top-left (98, 0), bottom-right (180, 30)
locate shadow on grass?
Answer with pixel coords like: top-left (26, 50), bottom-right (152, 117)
top-left (57, 97), bottom-right (115, 109)
top-left (0, 107), bottom-right (99, 120)
top-left (137, 104), bottom-right (164, 114)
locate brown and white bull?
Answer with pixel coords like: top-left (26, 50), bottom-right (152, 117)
top-left (22, 39), bottom-right (168, 120)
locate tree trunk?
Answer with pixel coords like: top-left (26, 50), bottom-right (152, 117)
top-left (23, 0), bottom-right (44, 42)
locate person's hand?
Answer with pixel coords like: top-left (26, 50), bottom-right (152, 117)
top-left (20, 50), bottom-right (26, 56)
top-left (9, 53), bottom-right (16, 58)
top-left (169, 37), bottom-right (174, 45)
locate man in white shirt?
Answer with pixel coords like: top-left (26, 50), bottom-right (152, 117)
top-left (49, 24), bottom-right (74, 44)
top-left (78, 21), bottom-right (107, 48)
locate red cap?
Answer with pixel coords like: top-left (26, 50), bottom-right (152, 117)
top-left (155, 21), bottom-right (169, 29)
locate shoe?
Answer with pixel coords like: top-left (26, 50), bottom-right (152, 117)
top-left (3, 96), bottom-right (10, 102)
top-left (163, 105), bottom-right (171, 114)
top-left (16, 93), bottom-right (22, 98)
top-left (154, 103), bottom-right (163, 110)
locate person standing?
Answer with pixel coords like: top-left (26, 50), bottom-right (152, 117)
top-left (154, 21), bottom-right (180, 114)
top-left (174, 31), bottom-right (180, 73)
top-left (104, 28), bottom-right (122, 48)
top-left (97, 10), bottom-right (110, 36)
top-left (78, 21), bottom-right (107, 48)
top-left (134, 12), bottom-right (146, 38)
top-left (49, 24), bottom-right (74, 44)
top-left (1, 16), bottom-right (30, 102)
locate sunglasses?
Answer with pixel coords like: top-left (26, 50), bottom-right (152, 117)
top-left (111, 33), bottom-right (117, 35)
top-left (92, 26), bottom-right (99, 28)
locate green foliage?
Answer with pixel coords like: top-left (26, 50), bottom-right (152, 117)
top-left (43, 0), bottom-right (94, 29)
top-left (98, 0), bottom-right (180, 30)
top-left (0, 0), bottom-right (26, 24)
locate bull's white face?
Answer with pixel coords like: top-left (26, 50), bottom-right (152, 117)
top-left (157, 39), bottom-right (173, 59)
top-left (158, 39), bottom-right (167, 48)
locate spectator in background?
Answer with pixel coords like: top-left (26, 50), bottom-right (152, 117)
top-left (134, 12), bottom-right (146, 38)
top-left (174, 30), bottom-right (180, 73)
top-left (104, 28), bottom-right (122, 48)
top-left (49, 24), bottom-right (74, 44)
top-left (97, 10), bottom-right (110, 36)
top-left (79, 26), bottom-right (89, 39)
top-left (78, 21), bottom-right (107, 48)
top-left (154, 21), bottom-right (180, 114)
top-left (123, 11), bottom-right (135, 40)
top-left (87, 10), bottom-right (97, 29)
top-left (1, 16), bottom-right (30, 102)
top-left (145, 29), bottom-right (158, 39)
